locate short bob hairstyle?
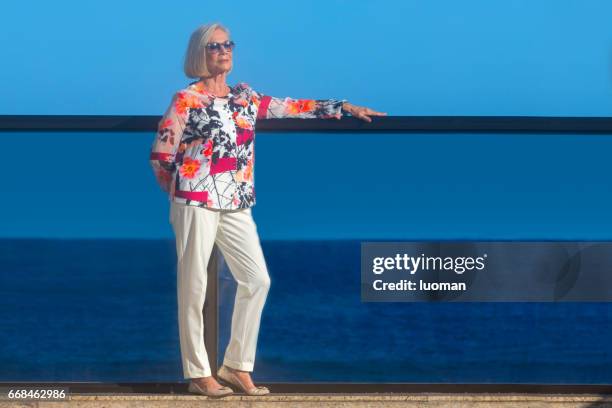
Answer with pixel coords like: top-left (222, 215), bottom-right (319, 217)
top-left (184, 22), bottom-right (232, 79)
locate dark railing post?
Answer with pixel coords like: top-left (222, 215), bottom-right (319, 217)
top-left (203, 244), bottom-right (220, 377)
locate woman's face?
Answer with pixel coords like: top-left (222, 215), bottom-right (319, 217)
top-left (205, 28), bottom-right (233, 76)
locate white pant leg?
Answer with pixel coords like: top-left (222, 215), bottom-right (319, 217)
top-left (215, 207), bottom-right (271, 372)
top-left (170, 201), bottom-right (219, 379)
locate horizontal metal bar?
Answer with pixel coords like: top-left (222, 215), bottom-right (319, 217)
top-left (2, 382), bottom-right (612, 394)
top-left (1, 115), bottom-right (612, 133)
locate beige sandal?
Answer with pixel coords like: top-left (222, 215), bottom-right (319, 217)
top-left (188, 380), bottom-right (234, 397)
top-left (217, 365), bottom-right (270, 396)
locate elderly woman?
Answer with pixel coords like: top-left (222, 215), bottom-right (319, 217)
top-left (149, 22), bottom-right (385, 397)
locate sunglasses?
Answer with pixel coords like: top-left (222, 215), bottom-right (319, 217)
top-left (205, 40), bottom-right (236, 53)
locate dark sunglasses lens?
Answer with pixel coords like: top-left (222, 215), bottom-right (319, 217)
top-left (206, 41), bottom-right (234, 52)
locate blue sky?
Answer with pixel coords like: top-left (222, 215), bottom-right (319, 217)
top-left (1, 0), bottom-right (612, 239)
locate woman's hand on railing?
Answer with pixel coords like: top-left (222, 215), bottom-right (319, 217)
top-left (341, 102), bottom-right (387, 122)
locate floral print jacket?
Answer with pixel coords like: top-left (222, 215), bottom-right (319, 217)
top-left (149, 80), bottom-right (347, 211)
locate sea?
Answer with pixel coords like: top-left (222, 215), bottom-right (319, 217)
top-left (1, 238), bottom-right (611, 384)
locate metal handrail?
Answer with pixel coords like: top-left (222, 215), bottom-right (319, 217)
top-left (1, 115), bottom-right (612, 133)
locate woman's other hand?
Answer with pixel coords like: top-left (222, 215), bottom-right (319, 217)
top-left (341, 102), bottom-right (387, 122)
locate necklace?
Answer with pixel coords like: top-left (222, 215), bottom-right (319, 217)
top-left (194, 80), bottom-right (231, 97)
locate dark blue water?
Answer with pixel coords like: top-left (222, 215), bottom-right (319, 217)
top-left (1, 238), bottom-right (611, 384)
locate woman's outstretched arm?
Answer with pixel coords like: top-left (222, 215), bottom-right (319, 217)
top-left (255, 92), bottom-right (347, 120)
top-left (252, 88), bottom-right (387, 122)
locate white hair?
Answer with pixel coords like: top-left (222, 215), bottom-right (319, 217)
top-left (183, 22), bottom-right (232, 79)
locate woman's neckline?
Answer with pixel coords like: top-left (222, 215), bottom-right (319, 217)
top-left (190, 80), bottom-right (234, 98)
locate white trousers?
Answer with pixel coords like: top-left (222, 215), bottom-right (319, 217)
top-left (169, 201), bottom-right (271, 379)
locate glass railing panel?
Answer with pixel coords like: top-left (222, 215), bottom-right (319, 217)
top-left (2, 130), bottom-right (612, 384)
top-left (218, 131), bottom-right (612, 384)
top-left (0, 131), bottom-right (182, 381)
